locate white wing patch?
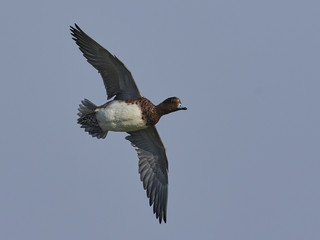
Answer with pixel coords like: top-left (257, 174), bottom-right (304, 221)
top-left (96, 101), bottom-right (148, 132)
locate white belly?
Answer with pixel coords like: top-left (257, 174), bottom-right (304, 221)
top-left (95, 101), bottom-right (148, 132)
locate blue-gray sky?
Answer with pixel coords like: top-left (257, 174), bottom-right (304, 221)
top-left (1, 0), bottom-right (319, 239)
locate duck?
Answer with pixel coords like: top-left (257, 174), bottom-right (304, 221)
top-left (70, 24), bottom-right (187, 223)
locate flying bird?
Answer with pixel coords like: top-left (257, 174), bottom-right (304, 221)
top-left (70, 24), bottom-right (187, 223)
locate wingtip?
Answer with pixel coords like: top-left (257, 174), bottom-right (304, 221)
top-left (70, 23), bottom-right (82, 33)
top-left (74, 23), bottom-right (82, 31)
top-left (157, 214), bottom-right (167, 224)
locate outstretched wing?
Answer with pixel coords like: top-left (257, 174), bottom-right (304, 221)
top-left (70, 24), bottom-right (142, 100)
top-left (126, 126), bottom-right (168, 223)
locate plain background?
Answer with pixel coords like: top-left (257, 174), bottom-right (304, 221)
top-left (1, 0), bottom-right (319, 239)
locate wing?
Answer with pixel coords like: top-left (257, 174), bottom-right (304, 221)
top-left (126, 127), bottom-right (168, 223)
top-left (70, 24), bottom-right (142, 100)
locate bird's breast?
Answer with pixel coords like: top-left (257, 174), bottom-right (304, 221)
top-left (95, 100), bottom-right (148, 132)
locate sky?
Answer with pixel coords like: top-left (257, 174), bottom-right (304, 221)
top-left (1, 0), bottom-right (319, 239)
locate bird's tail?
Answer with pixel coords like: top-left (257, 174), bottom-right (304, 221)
top-left (77, 99), bottom-right (108, 139)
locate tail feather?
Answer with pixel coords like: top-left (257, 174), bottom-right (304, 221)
top-left (77, 99), bottom-right (108, 139)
